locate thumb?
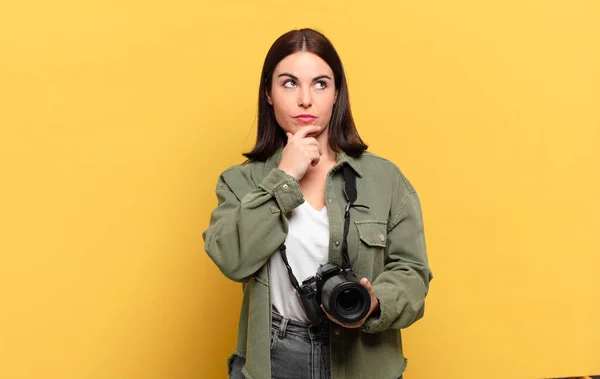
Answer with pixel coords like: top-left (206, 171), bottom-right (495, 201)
top-left (360, 278), bottom-right (374, 294)
top-left (286, 132), bottom-right (293, 140)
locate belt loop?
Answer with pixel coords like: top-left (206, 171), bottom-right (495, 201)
top-left (278, 316), bottom-right (289, 339)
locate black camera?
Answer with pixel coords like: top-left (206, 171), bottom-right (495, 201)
top-left (297, 262), bottom-right (371, 325)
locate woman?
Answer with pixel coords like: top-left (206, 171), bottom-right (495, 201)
top-left (203, 28), bottom-right (432, 379)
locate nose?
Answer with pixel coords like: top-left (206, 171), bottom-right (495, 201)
top-left (297, 87), bottom-right (312, 108)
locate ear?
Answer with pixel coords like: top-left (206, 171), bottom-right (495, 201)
top-left (266, 91), bottom-right (273, 105)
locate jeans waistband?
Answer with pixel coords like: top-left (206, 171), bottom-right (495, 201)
top-left (271, 307), bottom-right (330, 340)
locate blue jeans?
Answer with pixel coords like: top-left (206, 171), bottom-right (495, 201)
top-left (229, 309), bottom-right (403, 379)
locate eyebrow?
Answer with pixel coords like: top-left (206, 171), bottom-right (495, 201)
top-left (277, 73), bottom-right (332, 82)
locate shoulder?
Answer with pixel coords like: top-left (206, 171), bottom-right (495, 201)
top-left (217, 158), bottom-right (268, 193)
top-left (357, 151), bottom-right (417, 194)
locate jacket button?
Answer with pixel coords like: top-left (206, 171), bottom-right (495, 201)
top-left (379, 234), bottom-right (385, 242)
top-left (334, 328), bottom-right (341, 336)
top-left (328, 198), bottom-right (333, 203)
top-left (282, 184), bottom-right (289, 191)
top-left (334, 241), bottom-right (340, 247)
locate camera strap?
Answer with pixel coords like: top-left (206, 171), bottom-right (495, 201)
top-left (278, 164), bottom-right (367, 291)
top-left (341, 164), bottom-right (357, 269)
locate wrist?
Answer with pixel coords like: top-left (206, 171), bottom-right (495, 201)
top-left (277, 165), bottom-right (299, 180)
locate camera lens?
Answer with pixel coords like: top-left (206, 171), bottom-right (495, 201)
top-left (330, 283), bottom-right (370, 323)
top-left (321, 272), bottom-right (371, 324)
top-left (336, 289), bottom-right (364, 314)
top-left (338, 289), bottom-right (361, 312)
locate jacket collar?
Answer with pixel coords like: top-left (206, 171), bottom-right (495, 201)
top-left (336, 149), bottom-right (363, 177)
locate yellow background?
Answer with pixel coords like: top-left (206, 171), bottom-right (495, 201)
top-left (1, 1), bottom-right (599, 378)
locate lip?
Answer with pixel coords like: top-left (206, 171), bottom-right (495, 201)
top-left (295, 114), bottom-right (317, 123)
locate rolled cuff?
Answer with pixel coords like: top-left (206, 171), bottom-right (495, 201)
top-left (258, 168), bottom-right (304, 214)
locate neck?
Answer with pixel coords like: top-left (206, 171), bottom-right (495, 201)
top-left (320, 128), bottom-right (337, 160)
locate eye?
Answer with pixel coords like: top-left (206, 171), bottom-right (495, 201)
top-left (283, 80), bottom-right (296, 88)
top-left (315, 81), bottom-right (327, 89)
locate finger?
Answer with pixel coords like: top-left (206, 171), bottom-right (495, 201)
top-left (322, 306), bottom-right (365, 329)
top-left (286, 132), bottom-right (293, 141)
top-left (303, 145), bottom-right (320, 155)
top-left (292, 125), bottom-right (322, 140)
top-left (301, 137), bottom-right (322, 155)
top-left (309, 152), bottom-right (321, 167)
top-left (321, 306), bottom-right (345, 327)
top-left (360, 278), bottom-right (374, 294)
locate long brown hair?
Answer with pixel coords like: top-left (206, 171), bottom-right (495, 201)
top-left (244, 28), bottom-right (367, 161)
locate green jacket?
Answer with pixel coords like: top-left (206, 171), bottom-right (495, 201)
top-left (203, 147), bottom-right (433, 379)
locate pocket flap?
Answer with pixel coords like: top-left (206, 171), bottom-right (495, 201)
top-left (355, 221), bottom-right (388, 247)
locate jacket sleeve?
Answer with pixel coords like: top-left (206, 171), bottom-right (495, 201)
top-left (361, 174), bottom-right (433, 333)
top-left (202, 167), bottom-right (304, 282)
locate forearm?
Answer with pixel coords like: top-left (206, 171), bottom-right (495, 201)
top-left (203, 168), bottom-right (303, 282)
top-left (363, 264), bottom-right (430, 333)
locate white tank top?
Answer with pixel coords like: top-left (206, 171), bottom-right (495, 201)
top-left (269, 201), bottom-right (330, 323)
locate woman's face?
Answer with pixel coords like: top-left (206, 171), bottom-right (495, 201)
top-left (267, 52), bottom-right (337, 136)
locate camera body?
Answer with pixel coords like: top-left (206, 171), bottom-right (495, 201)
top-left (298, 262), bottom-right (371, 325)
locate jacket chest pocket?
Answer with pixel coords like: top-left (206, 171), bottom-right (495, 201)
top-left (354, 220), bottom-right (387, 279)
